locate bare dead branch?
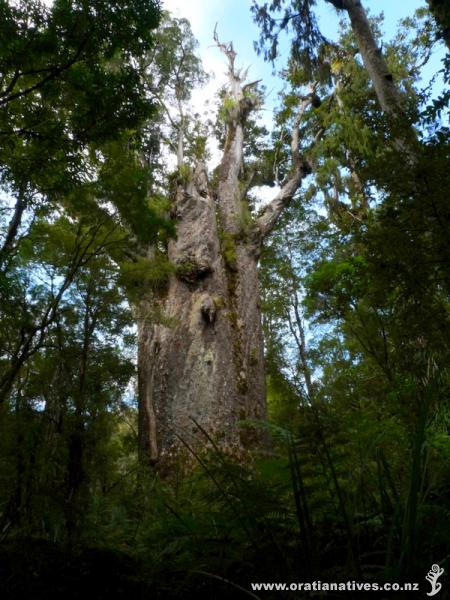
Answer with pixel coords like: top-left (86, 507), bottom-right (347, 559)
top-left (256, 85), bottom-right (319, 239)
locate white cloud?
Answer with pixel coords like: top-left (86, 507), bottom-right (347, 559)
top-left (161, 0), bottom-right (225, 40)
top-left (161, 0), bottom-right (278, 176)
top-left (252, 185), bottom-right (280, 210)
top-left (39, 0), bottom-right (277, 200)
top-left (161, 0), bottom-right (242, 169)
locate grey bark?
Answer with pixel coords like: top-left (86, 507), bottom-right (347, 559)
top-left (138, 162), bottom-right (267, 466)
top-left (138, 38), bottom-right (313, 469)
top-left (327, 0), bottom-right (418, 158)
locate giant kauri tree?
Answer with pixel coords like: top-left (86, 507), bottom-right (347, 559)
top-left (138, 32), bottom-right (317, 466)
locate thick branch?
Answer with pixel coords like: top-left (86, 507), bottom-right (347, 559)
top-left (0, 194), bottom-right (27, 266)
top-left (213, 25), bottom-right (258, 110)
top-left (256, 90), bottom-right (315, 239)
top-left (214, 26), bottom-right (261, 234)
top-left (343, 0), bottom-right (404, 116)
top-left (213, 24), bottom-right (237, 77)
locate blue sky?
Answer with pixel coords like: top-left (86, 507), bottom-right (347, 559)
top-left (162, 0), bottom-right (446, 176)
top-left (163, 0), bottom-right (446, 107)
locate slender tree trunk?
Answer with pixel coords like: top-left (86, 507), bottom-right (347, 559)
top-left (0, 193), bottom-right (26, 267)
top-left (65, 288), bottom-right (94, 542)
top-left (342, 0), bottom-right (405, 117)
top-left (328, 0), bottom-right (418, 157)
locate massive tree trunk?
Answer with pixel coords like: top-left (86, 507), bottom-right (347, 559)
top-left (138, 39), bottom-right (313, 468)
top-left (138, 164), bottom-right (266, 465)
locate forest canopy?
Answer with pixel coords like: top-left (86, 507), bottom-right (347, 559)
top-left (0, 0), bottom-right (449, 598)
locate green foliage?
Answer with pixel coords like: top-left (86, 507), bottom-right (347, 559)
top-left (0, 0), bottom-right (160, 197)
top-left (0, 0), bottom-right (174, 409)
top-left (257, 7), bottom-right (450, 581)
top-left (145, 12), bottom-right (210, 171)
top-left (0, 0), bottom-right (449, 596)
top-left (251, 0), bottom-right (326, 76)
top-left (220, 231), bottom-right (237, 269)
top-left (149, 12), bottom-right (208, 107)
top-left (218, 95), bottom-right (238, 122)
top-left (95, 139), bottom-right (172, 246)
top-left (118, 253), bottom-right (173, 300)
top-left (177, 163), bottom-right (192, 184)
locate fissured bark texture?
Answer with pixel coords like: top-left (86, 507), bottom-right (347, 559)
top-left (137, 37), bottom-right (311, 469)
top-left (138, 164), bottom-right (267, 467)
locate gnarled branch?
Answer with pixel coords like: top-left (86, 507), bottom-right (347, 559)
top-left (256, 85), bottom-right (318, 239)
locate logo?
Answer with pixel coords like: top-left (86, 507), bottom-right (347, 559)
top-left (426, 564), bottom-right (444, 597)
